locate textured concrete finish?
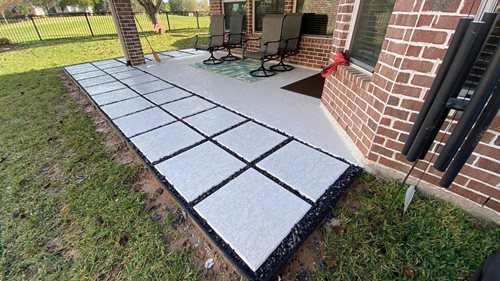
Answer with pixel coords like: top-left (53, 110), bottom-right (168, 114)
top-left (130, 80), bottom-right (173, 94)
top-left (136, 53), bottom-right (357, 163)
top-left (113, 69), bottom-right (146, 79)
top-left (162, 96), bottom-right (216, 118)
top-left (91, 88), bottom-right (139, 106)
top-left (161, 50), bottom-right (193, 57)
top-left (100, 97), bottom-right (154, 119)
top-left (94, 60), bottom-right (124, 69)
top-left (194, 169), bottom-right (311, 271)
top-left (130, 122), bottom-right (204, 162)
top-left (145, 87), bottom-right (192, 105)
top-left (185, 107), bottom-right (246, 136)
top-left (72, 70), bottom-right (106, 80)
top-left (79, 75), bottom-right (116, 87)
top-left (86, 81), bottom-right (126, 96)
top-left (216, 122), bottom-right (287, 161)
top-left (113, 107), bottom-right (175, 137)
top-left (121, 74), bottom-right (158, 86)
top-left (66, 63), bottom-right (99, 74)
top-left (155, 142), bottom-right (245, 202)
top-left (106, 65), bottom-right (134, 74)
top-left (258, 141), bottom-right (350, 202)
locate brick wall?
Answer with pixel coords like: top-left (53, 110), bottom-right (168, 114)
top-left (322, 0), bottom-right (500, 214)
top-left (110, 0), bottom-right (145, 66)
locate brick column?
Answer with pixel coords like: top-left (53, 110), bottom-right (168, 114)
top-left (109, 0), bottom-right (145, 66)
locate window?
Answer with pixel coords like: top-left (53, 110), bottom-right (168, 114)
top-left (461, 0), bottom-right (499, 98)
top-left (254, 0), bottom-right (284, 32)
top-left (295, 0), bottom-right (338, 36)
top-left (223, 0), bottom-right (246, 30)
top-left (349, 0), bottom-right (395, 72)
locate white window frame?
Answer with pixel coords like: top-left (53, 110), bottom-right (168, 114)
top-left (344, 0), bottom-right (373, 76)
top-left (252, 0), bottom-right (284, 33)
top-left (475, 0), bottom-right (499, 19)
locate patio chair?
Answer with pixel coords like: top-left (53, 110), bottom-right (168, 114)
top-left (195, 14), bottom-right (225, 65)
top-left (221, 14), bottom-right (246, 61)
top-left (270, 13), bottom-right (303, 72)
top-left (243, 14), bottom-right (286, 77)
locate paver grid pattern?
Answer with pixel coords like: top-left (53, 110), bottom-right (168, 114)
top-left (64, 51), bottom-right (357, 280)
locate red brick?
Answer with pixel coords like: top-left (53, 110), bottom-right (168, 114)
top-left (401, 59), bottom-right (434, 73)
top-left (411, 30), bottom-right (448, 44)
top-left (475, 158), bottom-right (500, 174)
top-left (467, 180), bottom-right (500, 201)
top-left (484, 199), bottom-right (500, 213)
top-left (449, 185), bottom-right (489, 205)
top-left (412, 74), bottom-right (435, 88)
top-left (422, 47), bottom-right (447, 60)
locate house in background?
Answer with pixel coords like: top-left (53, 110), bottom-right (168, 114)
top-left (208, 0), bottom-right (500, 215)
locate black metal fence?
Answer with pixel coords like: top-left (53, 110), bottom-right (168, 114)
top-left (0, 11), bottom-right (210, 43)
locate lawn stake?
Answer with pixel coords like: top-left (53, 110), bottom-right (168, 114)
top-left (134, 15), bottom-right (161, 62)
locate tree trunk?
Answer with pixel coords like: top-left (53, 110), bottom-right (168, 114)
top-left (146, 10), bottom-right (163, 34)
top-left (1, 12), bottom-right (8, 24)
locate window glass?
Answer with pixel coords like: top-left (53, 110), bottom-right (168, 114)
top-left (295, 0), bottom-right (338, 36)
top-left (350, 0), bottom-right (395, 71)
top-left (254, 0), bottom-right (284, 32)
top-left (461, 4), bottom-right (499, 98)
top-left (224, 1), bottom-right (246, 30)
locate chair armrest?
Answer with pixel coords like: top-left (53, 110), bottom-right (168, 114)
top-left (283, 36), bottom-right (300, 51)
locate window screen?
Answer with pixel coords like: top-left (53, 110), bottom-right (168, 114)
top-left (254, 0), bottom-right (284, 32)
top-left (295, 0), bottom-right (338, 36)
top-left (224, 1), bottom-right (246, 30)
top-left (350, 0), bottom-right (395, 71)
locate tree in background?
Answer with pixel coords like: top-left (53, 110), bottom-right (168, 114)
top-left (0, 0), bottom-right (15, 22)
top-left (32, 0), bottom-right (58, 12)
top-left (168, 0), bottom-right (206, 12)
top-left (136, 0), bottom-right (163, 27)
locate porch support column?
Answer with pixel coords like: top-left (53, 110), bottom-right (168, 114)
top-left (109, 0), bottom-right (145, 66)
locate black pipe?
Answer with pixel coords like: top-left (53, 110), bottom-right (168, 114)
top-left (440, 82), bottom-right (500, 187)
top-left (405, 15), bottom-right (496, 162)
top-left (402, 18), bottom-right (472, 156)
top-left (435, 44), bottom-right (500, 171)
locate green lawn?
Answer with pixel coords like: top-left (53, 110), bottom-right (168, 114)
top-left (0, 34), bottom-right (499, 280)
top-left (0, 13), bottom-right (210, 43)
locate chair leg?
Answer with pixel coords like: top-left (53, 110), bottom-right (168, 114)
top-left (270, 55), bottom-right (294, 72)
top-left (221, 48), bottom-right (240, 61)
top-left (250, 58), bottom-right (276, 77)
top-left (203, 50), bottom-right (223, 65)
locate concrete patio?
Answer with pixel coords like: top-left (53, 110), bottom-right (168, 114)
top-left (64, 50), bottom-right (361, 280)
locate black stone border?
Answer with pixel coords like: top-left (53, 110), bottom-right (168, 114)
top-left (63, 56), bottom-right (362, 281)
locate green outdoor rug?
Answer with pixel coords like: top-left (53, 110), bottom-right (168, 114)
top-left (192, 59), bottom-right (264, 83)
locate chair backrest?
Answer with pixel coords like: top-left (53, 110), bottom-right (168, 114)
top-left (280, 13), bottom-right (303, 52)
top-left (209, 14), bottom-right (225, 46)
top-left (227, 14), bottom-right (245, 45)
top-left (260, 14), bottom-right (285, 54)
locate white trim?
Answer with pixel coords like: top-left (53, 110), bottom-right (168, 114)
top-left (348, 61), bottom-right (373, 77)
top-left (252, 0), bottom-right (256, 33)
top-left (345, 0), bottom-right (361, 50)
top-left (475, 0), bottom-right (499, 20)
top-left (223, 0), bottom-right (245, 3)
